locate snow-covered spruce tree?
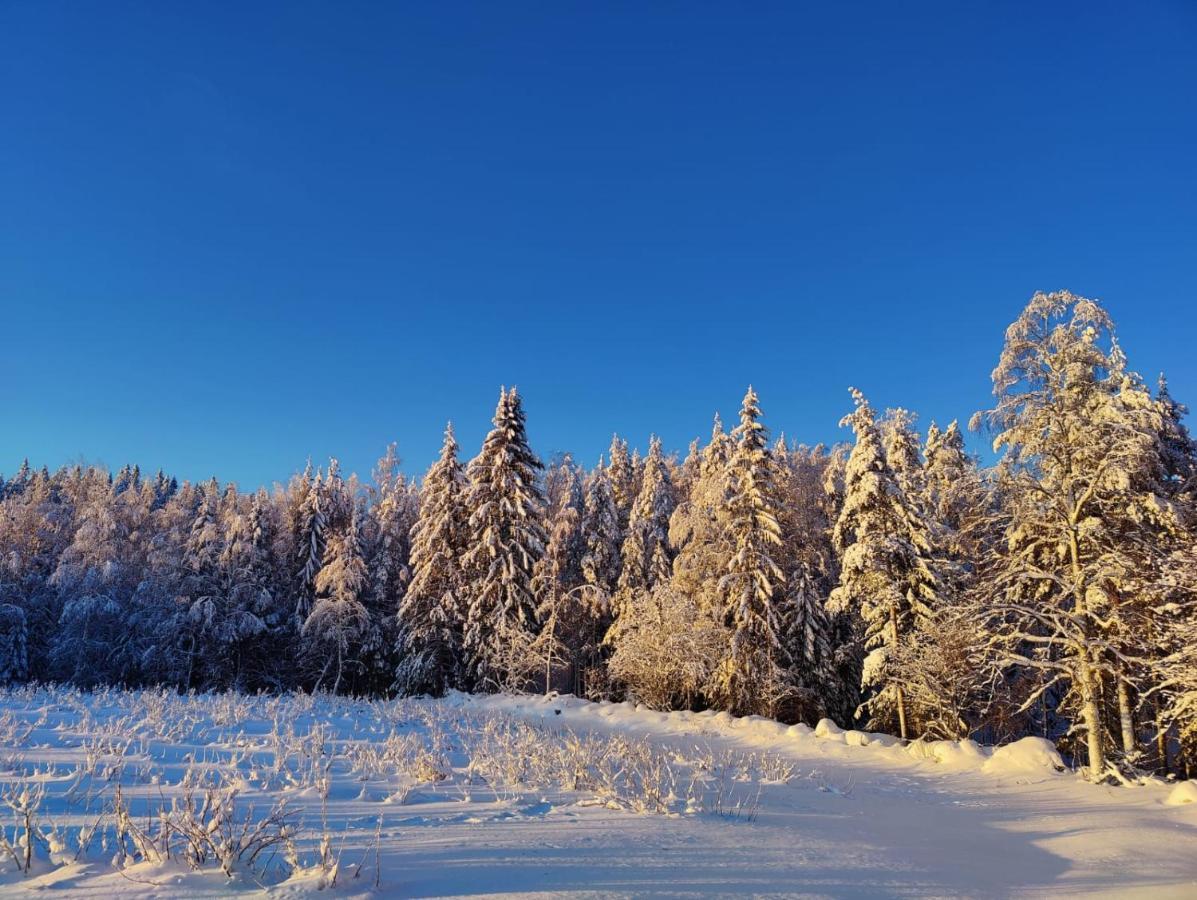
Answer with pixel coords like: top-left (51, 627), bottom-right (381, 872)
top-left (971, 291), bottom-right (1177, 777)
top-left (828, 388), bottom-right (941, 739)
top-left (1149, 377), bottom-right (1197, 769)
top-left (216, 491), bottom-right (274, 690)
top-left (135, 480), bottom-right (197, 686)
top-left (610, 435), bottom-right (675, 647)
top-left (580, 460), bottom-right (622, 602)
top-left (0, 604), bottom-right (28, 685)
top-left (576, 460), bottom-right (622, 696)
top-left (708, 387), bottom-right (790, 717)
top-left (783, 561), bottom-right (835, 721)
top-left (322, 457), bottom-right (354, 534)
top-left (358, 445), bottom-right (416, 692)
top-left (669, 415), bottom-right (734, 619)
top-left (395, 424), bottom-right (469, 697)
top-left (532, 456), bottom-right (588, 693)
top-left (923, 421), bottom-right (994, 558)
top-left (292, 468), bottom-right (326, 624)
top-left (1095, 347), bottom-right (1187, 765)
top-left (1156, 374), bottom-right (1197, 500)
top-left (175, 479), bottom-right (227, 689)
top-left (881, 407), bottom-right (925, 501)
top-left (305, 505), bottom-right (371, 694)
top-left (674, 437), bottom-right (702, 502)
top-left (607, 434), bottom-right (637, 535)
top-left (1156, 538), bottom-right (1197, 771)
top-left (769, 440), bottom-right (838, 721)
top-left (460, 388), bottom-right (548, 692)
top-left (893, 421), bottom-right (1004, 738)
top-left (49, 472), bottom-right (143, 686)
top-left (0, 466), bottom-right (70, 682)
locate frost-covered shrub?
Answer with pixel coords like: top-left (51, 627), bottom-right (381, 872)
top-left (608, 584), bottom-right (726, 711)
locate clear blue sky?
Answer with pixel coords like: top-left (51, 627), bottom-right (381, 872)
top-left (2, 2), bottom-right (1195, 488)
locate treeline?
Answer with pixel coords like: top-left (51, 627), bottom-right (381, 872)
top-left (1, 291), bottom-right (1196, 782)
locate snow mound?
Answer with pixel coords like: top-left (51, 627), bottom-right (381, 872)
top-left (814, 718), bottom-right (845, 742)
top-left (907, 738), bottom-right (988, 769)
top-left (981, 737), bottom-right (1065, 777)
top-left (1165, 781), bottom-right (1197, 806)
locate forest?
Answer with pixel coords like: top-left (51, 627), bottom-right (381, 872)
top-left (2, 290), bottom-right (1195, 784)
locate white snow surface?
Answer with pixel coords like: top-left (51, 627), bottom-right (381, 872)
top-left (0, 687), bottom-right (1194, 898)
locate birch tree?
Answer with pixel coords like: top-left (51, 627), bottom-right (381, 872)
top-left (972, 290), bottom-right (1174, 776)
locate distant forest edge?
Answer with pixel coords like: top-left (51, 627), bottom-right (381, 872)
top-left (1, 290), bottom-right (1195, 784)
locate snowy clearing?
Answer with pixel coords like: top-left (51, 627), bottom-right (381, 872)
top-left (0, 687), bottom-right (1194, 898)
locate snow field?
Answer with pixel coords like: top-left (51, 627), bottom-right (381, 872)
top-left (0, 687), bottom-right (1194, 897)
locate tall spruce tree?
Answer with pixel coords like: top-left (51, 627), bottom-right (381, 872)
top-left (669, 415), bottom-right (735, 618)
top-left (306, 506), bottom-right (370, 694)
top-left (709, 387), bottom-right (789, 717)
top-left (607, 435), bottom-right (637, 534)
top-left (610, 436), bottom-right (675, 647)
top-left (396, 424), bottom-right (469, 696)
top-left (829, 388), bottom-right (940, 739)
top-left (461, 389), bottom-right (548, 691)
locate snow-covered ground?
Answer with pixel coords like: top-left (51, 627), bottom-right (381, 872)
top-left (0, 688), bottom-right (1194, 898)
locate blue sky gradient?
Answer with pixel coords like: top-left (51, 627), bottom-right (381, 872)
top-left (2, 2), bottom-right (1195, 487)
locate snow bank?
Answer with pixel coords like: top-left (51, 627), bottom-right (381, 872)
top-left (456, 693), bottom-right (1069, 780)
top-left (981, 737), bottom-right (1066, 777)
top-left (907, 738), bottom-right (989, 770)
top-left (1165, 781), bottom-right (1197, 806)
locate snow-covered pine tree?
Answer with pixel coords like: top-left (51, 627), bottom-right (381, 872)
top-left (460, 388), bottom-right (548, 691)
top-left (828, 388), bottom-right (940, 739)
top-left (396, 424), bottom-right (469, 696)
top-left (306, 505), bottom-right (371, 694)
top-left (708, 387), bottom-right (789, 717)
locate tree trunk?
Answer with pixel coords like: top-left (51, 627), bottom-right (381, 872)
top-left (1078, 654), bottom-right (1105, 776)
top-left (332, 645), bottom-right (344, 695)
top-left (1154, 697), bottom-right (1170, 775)
top-left (890, 604), bottom-right (908, 740)
top-left (1116, 675), bottom-right (1136, 759)
top-left (313, 654), bottom-right (333, 694)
